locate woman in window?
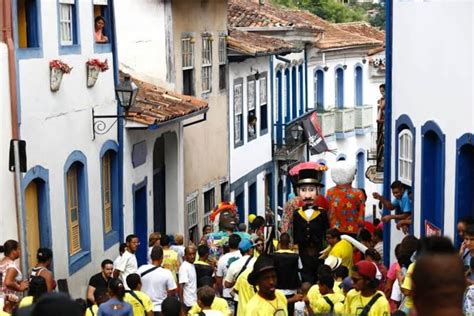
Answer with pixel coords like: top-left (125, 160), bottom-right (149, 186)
top-left (0, 240), bottom-right (29, 298)
top-left (95, 16), bottom-right (108, 43)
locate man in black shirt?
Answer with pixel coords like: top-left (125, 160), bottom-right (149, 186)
top-left (194, 245), bottom-right (214, 286)
top-left (87, 259), bottom-right (113, 305)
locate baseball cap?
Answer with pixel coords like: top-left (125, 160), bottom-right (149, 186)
top-left (354, 260), bottom-right (377, 280)
top-left (239, 239), bottom-right (255, 252)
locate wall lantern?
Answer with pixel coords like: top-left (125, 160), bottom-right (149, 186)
top-left (91, 74), bottom-right (139, 139)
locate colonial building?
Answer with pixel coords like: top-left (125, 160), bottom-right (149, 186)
top-left (385, 1), bottom-right (474, 261)
top-left (227, 29), bottom-right (298, 223)
top-left (3, 0), bottom-right (122, 297)
top-left (304, 17), bottom-right (384, 213)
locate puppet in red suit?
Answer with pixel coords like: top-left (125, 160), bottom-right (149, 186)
top-left (281, 162), bottom-right (329, 283)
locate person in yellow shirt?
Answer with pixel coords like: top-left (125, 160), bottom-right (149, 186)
top-left (245, 254), bottom-right (289, 316)
top-left (124, 273), bottom-right (154, 316)
top-left (344, 260), bottom-right (390, 316)
top-left (306, 264), bottom-right (342, 308)
top-left (188, 276), bottom-right (230, 316)
top-left (85, 288), bottom-right (109, 316)
top-left (400, 261), bottom-right (415, 313)
top-left (161, 235), bottom-right (180, 282)
top-left (233, 267), bottom-right (256, 316)
top-left (307, 274), bottom-right (344, 314)
top-left (326, 228), bottom-right (353, 272)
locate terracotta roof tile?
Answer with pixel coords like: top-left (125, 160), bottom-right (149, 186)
top-left (285, 10), bottom-right (383, 50)
top-left (228, 0), bottom-right (323, 33)
top-left (337, 22), bottom-right (385, 43)
top-left (228, 29), bottom-right (299, 56)
top-left (126, 78), bottom-right (208, 126)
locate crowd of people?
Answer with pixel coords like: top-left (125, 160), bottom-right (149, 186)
top-left (0, 160), bottom-right (471, 316)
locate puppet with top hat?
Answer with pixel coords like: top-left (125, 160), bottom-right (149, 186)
top-left (280, 161), bottom-right (330, 283)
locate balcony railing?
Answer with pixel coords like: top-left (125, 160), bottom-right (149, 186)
top-left (335, 108), bottom-right (355, 135)
top-left (355, 105), bottom-right (373, 129)
top-left (316, 109), bottom-right (335, 137)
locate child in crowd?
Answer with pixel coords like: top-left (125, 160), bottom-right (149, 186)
top-left (86, 288), bottom-right (109, 316)
top-left (309, 274), bottom-right (344, 314)
top-left (124, 274), bottom-right (154, 316)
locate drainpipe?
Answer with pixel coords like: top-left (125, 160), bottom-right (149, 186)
top-left (110, 0), bottom-right (124, 241)
top-left (382, 0), bottom-right (393, 266)
top-left (2, 0), bottom-right (27, 275)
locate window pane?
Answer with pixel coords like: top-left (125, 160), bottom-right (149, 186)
top-left (234, 83), bottom-right (242, 114)
top-left (248, 80), bottom-right (256, 110)
top-left (259, 76), bottom-right (267, 105)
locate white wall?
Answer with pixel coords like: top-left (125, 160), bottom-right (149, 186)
top-left (16, 0), bottom-right (118, 298)
top-left (122, 124), bottom-right (184, 237)
top-left (114, 0), bottom-right (170, 88)
top-left (0, 44), bottom-right (17, 242)
top-left (229, 56), bottom-right (272, 182)
top-left (391, 2), bottom-right (474, 247)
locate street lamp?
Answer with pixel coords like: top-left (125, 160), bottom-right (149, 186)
top-left (290, 124), bottom-right (304, 141)
top-left (91, 74), bottom-right (139, 139)
top-left (115, 74), bottom-right (138, 110)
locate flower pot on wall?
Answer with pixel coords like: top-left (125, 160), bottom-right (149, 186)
top-left (50, 68), bottom-right (64, 92)
top-left (87, 65), bottom-right (100, 88)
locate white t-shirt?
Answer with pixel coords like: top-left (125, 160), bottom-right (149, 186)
top-left (171, 245), bottom-right (185, 263)
top-left (179, 261), bottom-right (197, 307)
top-left (216, 250), bottom-right (242, 298)
top-left (224, 255), bottom-right (256, 285)
top-left (138, 264), bottom-right (177, 312)
top-left (115, 250), bottom-right (137, 290)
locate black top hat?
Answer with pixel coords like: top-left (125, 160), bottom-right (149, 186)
top-left (248, 254), bottom-right (275, 286)
top-left (290, 168), bottom-right (324, 188)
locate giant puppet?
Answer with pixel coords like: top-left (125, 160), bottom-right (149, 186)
top-left (281, 162), bottom-right (330, 283)
top-left (204, 202), bottom-right (250, 259)
top-left (326, 160), bottom-right (365, 235)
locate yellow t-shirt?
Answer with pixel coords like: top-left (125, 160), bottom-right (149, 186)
top-left (245, 290), bottom-right (288, 316)
top-left (0, 311), bottom-right (11, 316)
top-left (401, 262), bottom-right (415, 309)
top-left (234, 268), bottom-right (257, 316)
top-left (163, 249), bottom-right (180, 281)
top-left (85, 305), bottom-right (98, 316)
top-left (188, 297), bottom-right (230, 316)
top-left (344, 290), bottom-right (390, 316)
top-left (329, 239), bottom-right (353, 272)
top-left (312, 292), bottom-right (345, 314)
top-left (124, 290), bottom-right (154, 316)
top-left (19, 296), bottom-right (33, 308)
top-left (306, 283), bottom-right (343, 311)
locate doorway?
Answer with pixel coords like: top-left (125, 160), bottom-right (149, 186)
top-left (134, 182), bottom-right (148, 266)
top-left (153, 137), bottom-right (166, 234)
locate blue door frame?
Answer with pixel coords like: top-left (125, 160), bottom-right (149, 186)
top-left (355, 66), bottom-right (363, 106)
top-left (315, 69), bottom-right (324, 109)
top-left (299, 65), bottom-right (304, 115)
top-left (133, 179), bottom-right (148, 266)
top-left (248, 182), bottom-right (257, 216)
top-left (276, 70), bottom-right (283, 144)
top-left (291, 67), bottom-right (297, 119)
top-left (335, 67), bottom-right (344, 108)
top-left (420, 121), bottom-right (445, 236)
top-left (356, 151), bottom-right (365, 189)
top-left (454, 133), bottom-right (474, 246)
top-left (285, 69), bottom-right (291, 123)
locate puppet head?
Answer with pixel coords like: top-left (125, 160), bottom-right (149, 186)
top-left (331, 160), bottom-right (356, 185)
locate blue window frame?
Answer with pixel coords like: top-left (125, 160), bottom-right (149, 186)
top-left (298, 65), bottom-right (304, 115)
top-left (15, 0), bottom-right (43, 59)
top-left (100, 141), bottom-right (121, 250)
top-left (454, 133), bottom-right (474, 246)
top-left (58, 0), bottom-right (81, 55)
top-left (248, 181), bottom-right (257, 216)
top-left (284, 69), bottom-right (290, 123)
top-left (276, 70), bottom-right (283, 144)
top-left (233, 78), bottom-right (244, 147)
top-left (335, 67), bottom-right (344, 108)
top-left (64, 151), bottom-right (91, 275)
top-left (93, 0), bottom-right (113, 53)
top-left (314, 69), bottom-right (324, 109)
top-left (291, 67), bottom-right (297, 119)
top-left (355, 66), bottom-right (363, 106)
top-left (420, 121), bottom-right (445, 236)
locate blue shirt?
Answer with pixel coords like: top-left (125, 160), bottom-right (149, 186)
top-left (391, 190), bottom-right (412, 215)
top-left (98, 298), bottom-right (133, 316)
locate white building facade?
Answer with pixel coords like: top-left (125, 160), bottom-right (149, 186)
top-left (386, 1), bottom-right (474, 260)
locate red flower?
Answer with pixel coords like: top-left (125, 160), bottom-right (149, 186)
top-left (86, 58), bottom-right (109, 72)
top-left (49, 59), bottom-right (73, 74)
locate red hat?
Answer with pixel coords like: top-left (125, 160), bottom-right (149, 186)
top-left (354, 260), bottom-right (377, 280)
